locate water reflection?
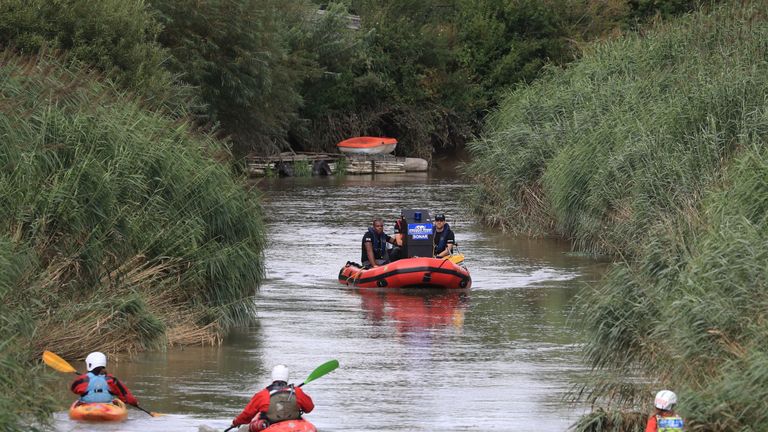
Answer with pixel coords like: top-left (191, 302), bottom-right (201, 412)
top-left (353, 288), bottom-right (469, 335)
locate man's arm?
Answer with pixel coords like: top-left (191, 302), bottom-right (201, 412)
top-left (71, 374), bottom-right (88, 396)
top-left (296, 387), bottom-right (314, 413)
top-left (108, 376), bottom-right (138, 406)
top-left (437, 232), bottom-right (455, 258)
top-left (233, 390), bottom-right (269, 426)
top-left (365, 242), bottom-right (378, 266)
top-left (444, 231), bottom-right (455, 255)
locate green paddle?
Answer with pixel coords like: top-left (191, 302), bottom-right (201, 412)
top-left (298, 359), bottom-right (339, 387)
top-left (224, 360), bottom-right (339, 432)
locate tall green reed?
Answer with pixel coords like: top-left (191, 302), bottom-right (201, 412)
top-left (0, 239), bottom-right (56, 431)
top-left (464, 1), bottom-right (768, 429)
top-left (0, 51), bottom-right (267, 427)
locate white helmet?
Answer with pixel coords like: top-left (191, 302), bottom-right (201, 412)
top-left (85, 352), bottom-right (107, 372)
top-left (271, 364), bottom-right (289, 382)
top-left (654, 390), bottom-right (677, 410)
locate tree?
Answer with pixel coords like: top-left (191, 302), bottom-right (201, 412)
top-left (151, 0), bottom-right (310, 155)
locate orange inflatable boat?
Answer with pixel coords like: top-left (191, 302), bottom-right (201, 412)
top-left (69, 399), bottom-right (128, 422)
top-left (338, 257), bottom-right (471, 289)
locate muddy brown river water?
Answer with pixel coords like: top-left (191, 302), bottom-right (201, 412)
top-left (52, 172), bottom-right (607, 432)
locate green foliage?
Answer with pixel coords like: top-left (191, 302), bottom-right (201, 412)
top-left (0, 0), bottom-right (185, 112)
top-left (463, 1), bottom-right (768, 429)
top-left (628, 0), bottom-right (707, 20)
top-left (292, 161), bottom-right (312, 177)
top-left (455, 0), bottom-right (574, 105)
top-left (150, 0), bottom-right (307, 155)
top-left (0, 240), bottom-right (56, 430)
top-left (297, 0), bottom-right (483, 158)
top-left (0, 48), bottom-right (266, 367)
top-left (465, 1), bottom-right (765, 254)
top-left (334, 156), bottom-right (348, 175)
top-left (0, 0), bottom-right (702, 159)
top-left (571, 408), bottom-right (645, 432)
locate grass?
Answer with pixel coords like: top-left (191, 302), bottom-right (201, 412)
top-left (0, 240), bottom-right (56, 431)
top-left (464, 1), bottom-right (767, 256)
top-left (0, 51), bottom-right (266, 428)
top-left (464, 1), bottom-right (768, 430)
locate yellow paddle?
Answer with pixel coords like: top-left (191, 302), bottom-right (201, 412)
top-left (445, 253), bottom-right (465, 265)
top-left (42, 350), bottom-right (163, 417)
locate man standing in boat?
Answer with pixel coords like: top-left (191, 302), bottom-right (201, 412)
top-left (432, 213), bottom-right (455, 258)
top-left (362, 218), bottom-right (396, 268)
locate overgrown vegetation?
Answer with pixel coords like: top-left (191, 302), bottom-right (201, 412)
top-left (0, 0), bottom-right (717, 429)
top-left (0, 0), bottom-right (704, 159)
top-left (464, 1), bottom-right (768, 430)
top-left (0, 53), bottom-right (265, 429)
top-left (0, 242), bottom-right (55, 431)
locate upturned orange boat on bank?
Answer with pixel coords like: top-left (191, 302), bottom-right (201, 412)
top-left (336, 136), bottom-right (398, 155)
top-left (338, 257), bottom-right (471, 289)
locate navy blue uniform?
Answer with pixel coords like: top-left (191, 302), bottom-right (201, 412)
top-left (361, 228), bottom-right (392, 265)
top-left (433, 223), bottom-right (455, 256)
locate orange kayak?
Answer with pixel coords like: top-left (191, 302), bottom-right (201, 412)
top-left (264, 419), bottom-right (317, 431)
top-left (69, 399), bottom-right (128, 422)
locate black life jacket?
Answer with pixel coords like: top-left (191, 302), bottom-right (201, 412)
top-left (361, 227), bottom-right (389, 262)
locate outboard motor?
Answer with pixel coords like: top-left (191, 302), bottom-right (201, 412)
top-left (400, 209), bottom-right (433, 258)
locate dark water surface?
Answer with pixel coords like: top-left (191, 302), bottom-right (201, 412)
top-left (52, 173), bottom-right (607, 431)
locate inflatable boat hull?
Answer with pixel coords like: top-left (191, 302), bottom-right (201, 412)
top-left (338, 257), bottom-right (471, 289)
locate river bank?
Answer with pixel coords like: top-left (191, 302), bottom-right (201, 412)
top-left (464, 2), bottom-right (768, 429)
top-left (0, 53), bottom-right (266, 429)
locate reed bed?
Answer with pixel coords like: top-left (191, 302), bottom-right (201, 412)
top-left (0, 240), bottom-right (56, 431)
top-left (465, 1), bottom-right (768, 430)
top-left (464, 2), bottom-right (768, 255)
top-left (0, 52), bottom-right (265, 428)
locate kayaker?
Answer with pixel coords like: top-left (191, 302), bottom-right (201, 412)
top-left (230, 364), bottom-right (314, 432)
top-left (432, 213), bottom-right (455, 258)
top-left (645, 390), bottom-right (684, 431)
top-left (361, 218), bottom-right (395, 268)
top-left (70, 351), bottom-right (138, 406)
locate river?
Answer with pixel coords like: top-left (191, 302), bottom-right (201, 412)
top-left (52, 172), bottom-right (607, 432)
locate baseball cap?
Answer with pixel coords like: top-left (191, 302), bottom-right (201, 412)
top-left (434, 214), bottom-right (445, 221)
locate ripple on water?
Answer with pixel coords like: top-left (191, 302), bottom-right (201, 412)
top-left (52, 174), bottom-right (604, 432)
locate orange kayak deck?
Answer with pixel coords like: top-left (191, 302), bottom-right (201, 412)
top-left (263, 419), bottom-right (317, 432)
top-left (69, 399), bottom-right (128, 422)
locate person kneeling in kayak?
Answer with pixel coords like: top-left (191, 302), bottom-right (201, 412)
top-left (70, 351), bottom-right (138, 406)
top-left (231, 365), bottom-right (314, 432)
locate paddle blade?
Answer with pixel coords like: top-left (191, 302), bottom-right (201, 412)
top-left (303, 359), bottom-right (339, 386)
top-left (42, 350), bottom-right (77, 374)
top-left (447, 254), bottom-right (464, 265)
top-left (132, 404), bottom-right (165, 417)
